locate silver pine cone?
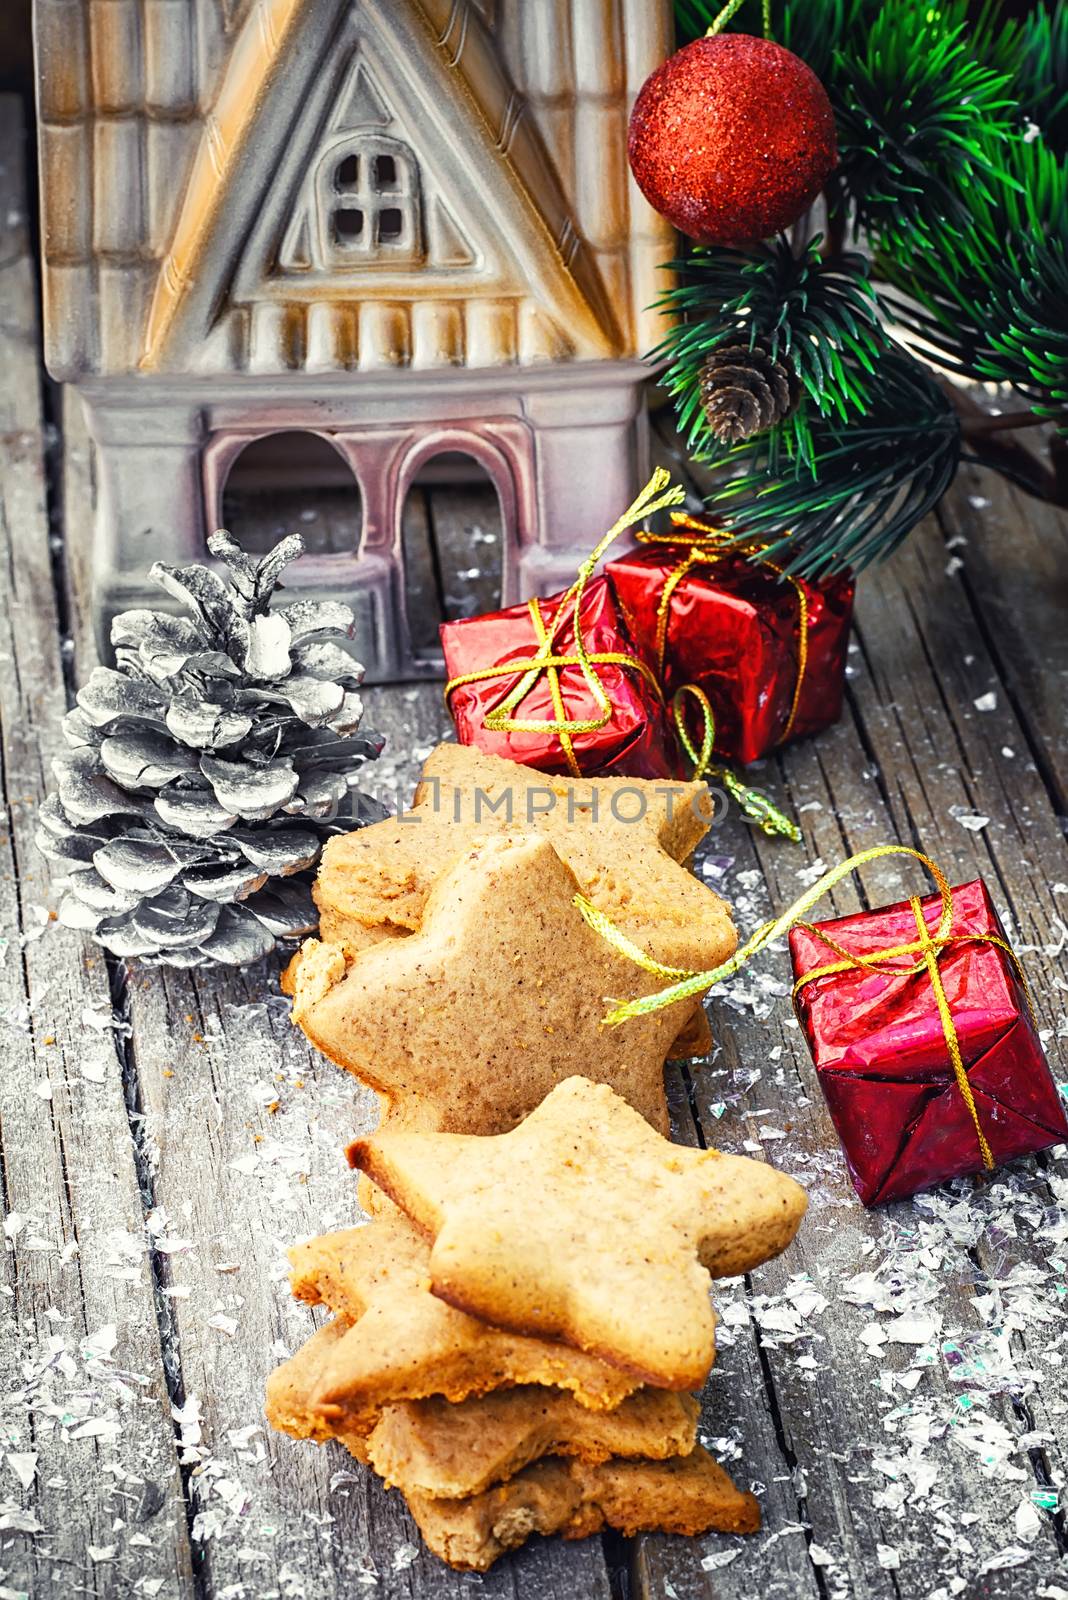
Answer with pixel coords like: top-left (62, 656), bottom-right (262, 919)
top-left (36, 532), bottom-right (385, 967)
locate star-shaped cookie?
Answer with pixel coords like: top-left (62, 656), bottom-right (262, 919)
top-left (265, 1316), bottom-right (359, 1445)
top-left (405, 1449), bottom-right (760, 1571)
top-left (365, 1384), bottom-right (699, 1501)
top-left (275, 1212), bottom-right (640, 1422)
top-left (312, 742), bottom-right (722, 950)
top-left (268, 1330), bottom-right (699, 1500)
top-left (290, 833), bottom-right (720, 1136)
top-left (287, 743), bottom-right (732, 1060)
top-left (350, 1076), bottom-right (807, 1390)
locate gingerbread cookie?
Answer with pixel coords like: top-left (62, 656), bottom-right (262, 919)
top-left (351, 1076), bottom-right (807, 1390)
top-left (367, 1384), bottom-right (699, 1500)
top-left (313, 742), bottom-right (719, 944)
top-left (404, 1448), bottom-right (760, 1571)
top-left (286, 1214), bottom-right (640, 1418)
top-left (290, 834), bottom-right (722, 1137)
top-left (264, 1316), bottom-right (352, 1444)
top-left (287, 744), bottom-right (732, 1067)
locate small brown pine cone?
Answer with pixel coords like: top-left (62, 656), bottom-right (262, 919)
top-left (699, 342), bottom-right (799, 445)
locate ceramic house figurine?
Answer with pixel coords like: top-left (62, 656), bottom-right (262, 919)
top-left (32, 0), bottom-right (674, 680)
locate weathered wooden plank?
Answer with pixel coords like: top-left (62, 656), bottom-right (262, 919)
top-left (58, 386), bottom-right (102, 679)
top-left (400, 482), bottom-right (504, 663)
top-left (937, 459), bottom-right (1068, 814)
top-left (0, 96), bottom-right (195, 1600)
top-left (400, 487), bottom-right (443, 659)
top-left (634, 1073), bottom-right (824, 1600)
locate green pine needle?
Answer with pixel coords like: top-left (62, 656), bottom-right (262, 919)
top-left (881, 135), bottom-right (1068, 427)
top-left (652, 237), bottom-right (889, 473)
top-left (1015, 1), bottom-right (1068, 157)
top-left (695, 353), bottom-right (960, 578)
top-left (830, 0), bottom-right (1018, 255)
top-left (982, 237), bottom-right (1068, 423)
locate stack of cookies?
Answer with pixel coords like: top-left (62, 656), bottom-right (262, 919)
top-left (267, 1078), bottom-right (807, 1571)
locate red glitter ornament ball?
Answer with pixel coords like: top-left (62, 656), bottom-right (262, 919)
top-left (628, 34), bottom-right (837, 248)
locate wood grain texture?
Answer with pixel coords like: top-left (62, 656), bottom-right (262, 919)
top-left (402, 482), bottom-right (505, 662)
top-left (0, 97), bottom-right (194, 1600)
top-left (936, 460), bottom-right (1068, 813)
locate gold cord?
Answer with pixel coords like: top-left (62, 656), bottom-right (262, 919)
top-left (575, 845), bottom-right (1036, 1171)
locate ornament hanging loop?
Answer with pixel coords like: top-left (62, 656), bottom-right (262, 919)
top-left (705, 0), bottom-right (773, 38)
top-left (705, 0), bottom-right (747, 37)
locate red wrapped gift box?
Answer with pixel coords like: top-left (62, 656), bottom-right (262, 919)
top-left (606, 514), bottom-right (854, 766)
top-left (789, 878), bottom-right (1068, 1206)
top-left (441, 576), bottom-right (677, 780)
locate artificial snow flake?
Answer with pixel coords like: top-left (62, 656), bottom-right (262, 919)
top-left (0, 1505), bottom-right (44, 1533)
top-left (155, 1235), bottom-right (194, 1256)
top-left (227, 1425), bottom-right (261, 1451)
top-left (82, 1324), bottom-right (117, 1362)
top-left (173, 1396), bottom-right (203, 1449)
top-left (192, 1508), bottom-right (226, 1542)
top-left (1015, 1497), bottom-right (1042, 1541)
top-left (979, 1545), bottom-right (1031, 1574)
top-left (885, 1310), bottom-right (942, 1344)
top-left (5, 1453), bottom-right (36, 1490)
top-left (952, 810), bottom-right (990, 833)
top-left (69, 1416), bottom-right (121, 1443)
top-left (701, 1549), bottom-right (742, 1570)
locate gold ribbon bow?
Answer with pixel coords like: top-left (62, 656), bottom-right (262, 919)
top-left (637, 511), bottom-right (810, 748)
top-left (444, 470), bottom-right (684, 779)
top-left (575, 845), bottom-right (1039, 1172)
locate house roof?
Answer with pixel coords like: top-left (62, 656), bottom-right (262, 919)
top-left (34, 0), bottom-right (675, 380)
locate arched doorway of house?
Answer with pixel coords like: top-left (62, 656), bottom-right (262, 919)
top-left (219, 431), bottom-right (362, 557)
top-left (400, 451), bottom-right (504, 660)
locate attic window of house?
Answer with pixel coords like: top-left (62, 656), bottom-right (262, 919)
top-left (316, 136), bottom-right (421, 265)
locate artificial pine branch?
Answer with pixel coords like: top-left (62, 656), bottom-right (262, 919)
top-left (828, 0), bottom-right (1017, 255)
top-left (881, 134), bottom-right (1068, 432)
top-left (688, 352), bottom-right (960, 577)
top-left (665, 0), bottom-right (1068, 570)
top-left (653, 236), bottom-right (887, 472)
top-left (983, 239), bottom-right (1068, 426)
